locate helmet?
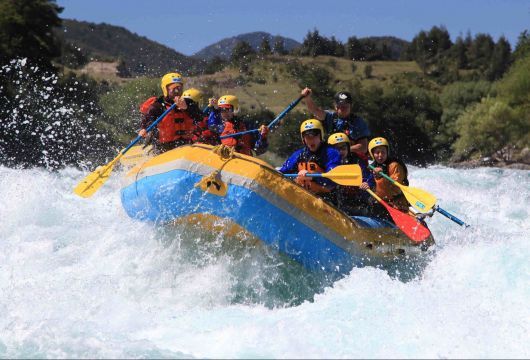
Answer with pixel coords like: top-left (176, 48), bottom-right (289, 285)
top-left (161, 72), bottom-right (184, 97)
top-left (182, 88), bottom-right (203, 105)
top-left (328, 132), bottom-right (350, 146)
top-left (334, 91), bottom-right (352, 105)
top-left (300, 119), bottom-right (325, 141)
top-left (368, 137), bottom-right (390, 159)
top-left (217, 95), bottom-right (239, 114)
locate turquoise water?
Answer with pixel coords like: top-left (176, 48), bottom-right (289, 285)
top-left (0, 165), bottom-right (528, 358)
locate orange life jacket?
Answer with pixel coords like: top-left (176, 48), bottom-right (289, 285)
top-left (296, 153), bottom-right (330, 194)
top-left (220, 120), bottom-right (253, 155)
top-left (374, 158), bottom-right (409, 211)
top-left (140, 96), bottom-right (196, 144)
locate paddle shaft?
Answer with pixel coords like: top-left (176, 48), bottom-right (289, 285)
top-left (368, 163), bottom-right (402, 187)
top-left (219, 95), bottom-right (304, 140)
top-left (73, 103), bottom-right (177, 198)
top-left (435, 206), bottom-right (469, 227)
top-left (284, 173), bottom-right (327, 178)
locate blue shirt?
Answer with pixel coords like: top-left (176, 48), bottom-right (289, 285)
top-left (323, 111), bottom-right (370, 141)
top-left (279, 144), bottom-right (342, 190)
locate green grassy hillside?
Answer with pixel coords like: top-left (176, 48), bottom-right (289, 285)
top-left (185, 55), bottom-right (434, 113)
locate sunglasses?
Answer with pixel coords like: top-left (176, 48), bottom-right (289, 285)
top-left (303, 130), bottom-right (320, 137)
top-left (167, 83), bottom-right (182, 90)
top-left (219, 107), bottom-right (233, 112)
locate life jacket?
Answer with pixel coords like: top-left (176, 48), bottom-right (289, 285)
top-left (296, 148), bottom-right (330, 194)
top-left (140, 96), bottom-right (196, 144)
top-left (220, 119), bottom-right (253, 155)
top-left (374, 157), bottom-right (409, 211)
top-left (337, 152), bottom-right (364, 198)
top-left (193, 116), bottom-right (220, 145)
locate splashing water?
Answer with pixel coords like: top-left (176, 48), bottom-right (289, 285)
top-left (0, 58), bottom-right (111, 169)
top-left (0, 165), bottom-right (528, 358)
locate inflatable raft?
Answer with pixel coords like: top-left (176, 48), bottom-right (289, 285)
top-left (121, 144), bottom-right (434, 275)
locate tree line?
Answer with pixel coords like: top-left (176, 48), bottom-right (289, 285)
top-left (226, 26), bottom-right (515, 83)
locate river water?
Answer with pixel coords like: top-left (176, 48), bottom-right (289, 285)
top-left (0, 165), bottom-right (528, 358)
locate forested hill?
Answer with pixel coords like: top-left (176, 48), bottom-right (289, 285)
top-left (361, 36), bottom-right (409, 60)
top-left (57, 19), bottom-right (198, 76)
top-left (193, 33), bottom-right (409, 61)
top-left (193, 32), bottom-right (301, 60)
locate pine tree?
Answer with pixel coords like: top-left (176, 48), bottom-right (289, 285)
top-left (346, 36), bottom-right (364, 60)
top-left (0, 0), bottom-right (63, 68)
top-left (513, 30), bottom-right (530, 60)
top-left (330, 36), bottom-right (345, 57)
top-left (259, 37), bottom-right (272, 57)
top-left (468, 33), bottom-right (495, 70)
top-left (230, 41), bottom-right (255, 74)
top-left (487, 36), bottom-right (512, 80)
top-left (451, 36), bottom-right (468, 69)
top-left (273, 38), bottom-right (286, 55)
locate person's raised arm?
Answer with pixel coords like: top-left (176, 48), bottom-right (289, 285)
top-left (301, 88), bottom-right (325, 121)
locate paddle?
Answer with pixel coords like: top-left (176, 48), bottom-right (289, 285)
top-left (434, 205), bottom-right (470, 227)
top-left (365, 189), bottom-right (431, 242)
top-left (219, 95), bottom-right (305, 140)
top-left (283, 164), bottom-right (362, 186)
top-left (119, 144), bottom-right (154, 168)
top-left (368, 164), bottom-right (437, 213)
top-left (73, 103), bottom-right (177, 198)
top-left (368, 165), bottom-right (469, 227)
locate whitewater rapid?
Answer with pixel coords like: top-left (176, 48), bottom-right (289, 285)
top-left (0, 165), bottom-right (528, 358)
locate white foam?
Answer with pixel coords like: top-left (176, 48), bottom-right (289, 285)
top-left (0, 165), bottom-right (528, 358)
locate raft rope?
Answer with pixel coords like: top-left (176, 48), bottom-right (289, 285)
top-left (211, 143), bottom-right (237, 160)
top-left (194, 144), bottom-right (236, 190)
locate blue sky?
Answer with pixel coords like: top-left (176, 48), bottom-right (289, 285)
top-left (58, 0), bottom-right (529, 56)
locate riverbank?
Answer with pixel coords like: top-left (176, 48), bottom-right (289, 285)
top-left (447, 147), bottom-right (530, 170)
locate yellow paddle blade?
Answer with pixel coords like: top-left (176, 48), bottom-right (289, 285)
top-left (119, 145), bottom-right (153, 168)
top-left (194, 171), bottom-right (228, 197)
top-left (323, 164), bottom-right (362, 186)
top-left (399, 185), bottom-right (437, 213)
top-left (73, 155), bottom-right (121, 198)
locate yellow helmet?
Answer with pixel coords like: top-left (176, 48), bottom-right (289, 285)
top-left (218, 95), bottom-right (239, 114)
top-left (368, 137), bottom-right (390, 159)
top-left (328, 132), bottom-right (350, 146)
top-left (160, 72), bottom-right (184, 97)
top-left (300, 119), bottom-right (325, 141)
top-left (182, 88), bottom-right (203, 105)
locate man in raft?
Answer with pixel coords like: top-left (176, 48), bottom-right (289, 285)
top-left (208, 94), bottom-right (269, 156)
top-left (279, 119), bottom-right (341, 201)
top-left (300, 88), bottom-right (370, 163)
top-left (368, 137), bottom-right (410, 220)
top-left (137, 72), bottom-right (203, 153)
top-left (327, 132), bottom-right (375, 216)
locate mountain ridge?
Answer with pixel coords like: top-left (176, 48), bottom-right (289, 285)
top-left (192, 31), bottom-right (301, 60)
top-left (58, 19), bottom-right (198, 76)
